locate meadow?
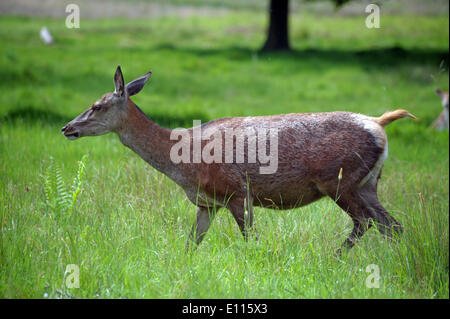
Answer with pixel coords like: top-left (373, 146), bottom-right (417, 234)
top-left (0, 7), bottom-right (448, 298)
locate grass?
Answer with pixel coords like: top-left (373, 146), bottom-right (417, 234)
top-left (0, 8), bottom-right (448, 298)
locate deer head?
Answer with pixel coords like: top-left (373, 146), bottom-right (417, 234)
top-left (432, 89), bottom-right (450, 131)
top-left (62, 66), bottom-right (151, 140)
top-left (436, 89), bottom-right (449, 110)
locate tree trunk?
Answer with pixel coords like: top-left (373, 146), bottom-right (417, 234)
top-left (261, 0), bottom-right (290, 51)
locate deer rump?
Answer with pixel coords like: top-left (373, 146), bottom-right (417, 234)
top-left (185, 111), bottom-right (385, 210)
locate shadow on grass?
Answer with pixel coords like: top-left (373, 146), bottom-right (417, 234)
top-left (152, 44), bottom-right (449, 68)
top-left (0, 107), bottom-right (210, 129)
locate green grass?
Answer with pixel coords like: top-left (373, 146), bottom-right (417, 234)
top-left (0, 9), bottom-right (448, 298)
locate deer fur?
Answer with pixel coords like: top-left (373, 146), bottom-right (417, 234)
top-left (62, 66), bottom-right (417, 253)
top-left (432, 89), bottom-right (449, 131)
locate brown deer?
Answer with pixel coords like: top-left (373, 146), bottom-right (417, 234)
top-left (432, 89), bottom-right (449, 131)
top-left (62, 66), bottom-right (416, 253)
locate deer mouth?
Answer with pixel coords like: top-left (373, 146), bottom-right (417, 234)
top-left (62, 126), bottom-right (80, 140)
top-left (64, 132), bottom-right (80, 140)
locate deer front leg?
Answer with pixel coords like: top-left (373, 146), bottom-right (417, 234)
top-left (228, 198), bottom-right (257, 241)
top-left (186, 206), bottom-right (217, 251)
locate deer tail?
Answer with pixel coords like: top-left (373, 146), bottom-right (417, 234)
top-left (375, 109), bottom-right (418, 127)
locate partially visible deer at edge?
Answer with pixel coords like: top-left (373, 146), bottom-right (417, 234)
top-left (432, 89), bottom-right (449, 131)
top-left (62, 66), bottom-right (417, 254)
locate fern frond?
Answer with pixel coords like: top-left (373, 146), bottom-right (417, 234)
top-left (42, 155), bottom-right (88, 216)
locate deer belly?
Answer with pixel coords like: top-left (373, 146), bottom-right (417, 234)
top-left (253, 181), bottom-right (324, 210)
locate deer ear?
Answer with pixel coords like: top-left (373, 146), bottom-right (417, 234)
top-left (126, 71), bottom-right (152, 96)
top-left (114, 66), bottom-right (125, 97)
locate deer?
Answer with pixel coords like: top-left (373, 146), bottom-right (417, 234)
top-left (62, 66), bottom-right (417, 254)
top-left (432, 89), bottom-right (449, 131)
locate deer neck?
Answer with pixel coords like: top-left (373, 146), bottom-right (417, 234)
top-left (116, 99), bottom-right (180, 181)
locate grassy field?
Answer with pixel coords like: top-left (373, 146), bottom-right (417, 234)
top-left (0, 7), bottom-right (449, 298)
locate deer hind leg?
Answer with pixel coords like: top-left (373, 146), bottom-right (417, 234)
top-left (359, 166), bottom-right (403, 240)
top-left (334, 191), bottom-right (374, 254)
top-left (360, 185), bottom-right (403, 239)
top-left (186, 206), bottom-right (218, 252)
top-left (334, 183), bottom-right (403, 254)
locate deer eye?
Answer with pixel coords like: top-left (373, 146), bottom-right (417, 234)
top-left (92, 105), bottom-right (102, 111)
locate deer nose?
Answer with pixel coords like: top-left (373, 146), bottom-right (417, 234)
top-left (61, 125), bottom-right (68, 132)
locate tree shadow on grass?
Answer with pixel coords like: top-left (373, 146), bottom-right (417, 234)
top-left (152, 44), bottom-right (449, 69)
top-left (0, 107), bottom-right (209, 129)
